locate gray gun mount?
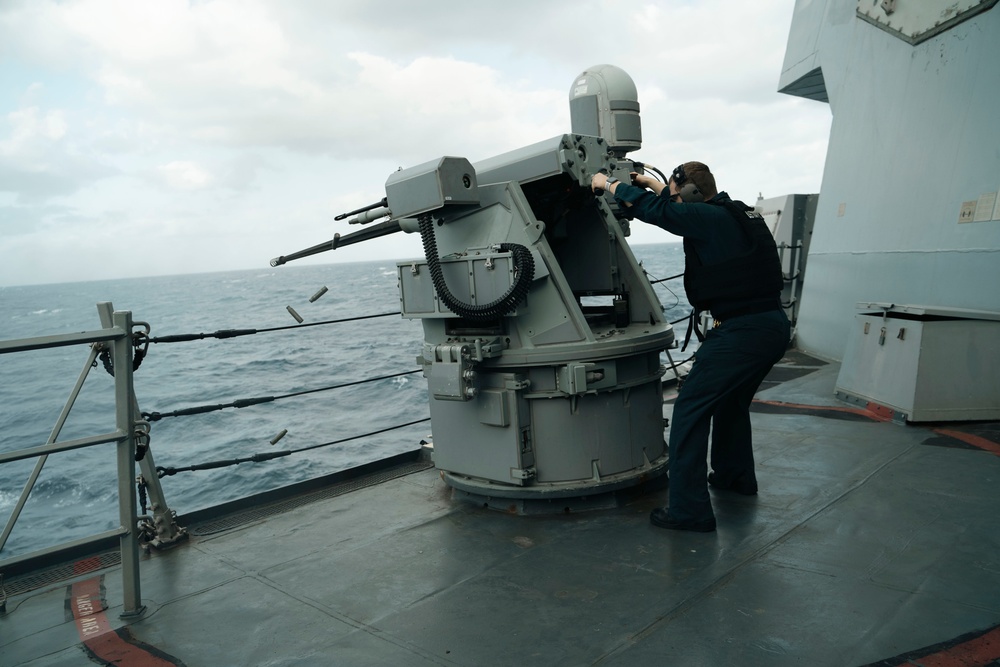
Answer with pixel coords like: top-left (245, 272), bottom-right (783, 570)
top-left (393, 133), bottom-right (674, 511)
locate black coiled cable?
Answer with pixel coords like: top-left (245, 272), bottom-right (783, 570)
top-left (418, 214), bottom-right (534, 321)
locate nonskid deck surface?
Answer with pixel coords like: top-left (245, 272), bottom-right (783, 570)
top-left (3, 353), bottom-right (999, 666)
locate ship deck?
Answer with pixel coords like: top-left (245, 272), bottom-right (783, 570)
top-left (3, 351), bottom-right (1000, 666)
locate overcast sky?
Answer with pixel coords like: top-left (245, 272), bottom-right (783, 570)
top-left (0, 0), bottom-right (830, 287)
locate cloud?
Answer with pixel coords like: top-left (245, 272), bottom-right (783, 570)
top-left (2, 1), bottom-right (569, 163)
top-left (0, 202), bottom-right (79, 237)
top-left (0, 102), bottom-right (119, 202)
top-left (2, 1), bottom-right (807, 160)
top-left (4, 105), bottom-right (67, 144)
top-left (157, 161), bottom-right (214, 190)
top-left (0, 0), bottom-right (832, 286)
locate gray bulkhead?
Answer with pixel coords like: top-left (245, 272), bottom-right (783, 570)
top-left (778, 0), bottom-right (1000, 361)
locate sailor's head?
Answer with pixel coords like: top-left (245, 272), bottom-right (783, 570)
top-left (668, 162), bottom-right (717, 202)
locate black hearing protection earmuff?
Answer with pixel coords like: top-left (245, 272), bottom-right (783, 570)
top-left (671, 163), bottom-right (687, 184)
top-left (671, 163), bottom-right (705, 203)
top-left (677, 183), bottom-right (704, 203)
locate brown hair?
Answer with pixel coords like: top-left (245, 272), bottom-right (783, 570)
top-left (673, 161), bottom-right (718, 199)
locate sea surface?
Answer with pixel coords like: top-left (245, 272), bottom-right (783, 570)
top-left (0, 242), bottom-right (691, 558)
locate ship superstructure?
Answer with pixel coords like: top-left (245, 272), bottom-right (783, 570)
top-left (778, 0), bottom-right (1000, 361)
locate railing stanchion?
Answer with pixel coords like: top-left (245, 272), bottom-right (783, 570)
top-left (112, 310), bottom-right (144, 618)
top-left (98, 302), bottom-right (187, 550)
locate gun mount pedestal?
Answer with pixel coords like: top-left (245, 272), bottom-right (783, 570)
top-left (395, 135), bottom-right (674, 512)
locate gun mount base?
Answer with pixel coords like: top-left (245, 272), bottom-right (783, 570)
top-left (443, 454), bottom-right (668, 515)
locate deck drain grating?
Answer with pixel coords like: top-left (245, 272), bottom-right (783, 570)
top-left (2, 551), bottom-right (121, 600)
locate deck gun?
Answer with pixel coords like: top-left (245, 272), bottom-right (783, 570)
top-left (273, 65), bottom-right (675, 511)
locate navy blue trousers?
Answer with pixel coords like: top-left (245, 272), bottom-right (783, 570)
top-left (666, 309), bottom-right (791, 523)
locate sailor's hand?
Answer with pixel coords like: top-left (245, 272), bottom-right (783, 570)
top-left (631, 172), bottom-right (655, 189)
top-left (631, 172), bottom-right (667, 196)
top-left (591, 174), bottom-right (611, 192)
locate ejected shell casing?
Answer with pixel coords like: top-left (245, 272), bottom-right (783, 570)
top-left (309, 286), bottom-right (329, 302)
top-left (286, 306), bottom-right (304, 323)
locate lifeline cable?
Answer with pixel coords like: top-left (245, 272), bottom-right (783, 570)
top-left (669, 313), bottom-right (695, 326)
top-left (649, 272), bottom-right (684, 285)
top-left (156, 417), bottom-right (431, 477)
top-left (149, 311), bottom-right (400, 344)
top-left (142, 369), bottom-right (421, 422)
top-left (640, 268), bottom-right (688, 322)
top-left (664, 355), bottom-right (694, 371)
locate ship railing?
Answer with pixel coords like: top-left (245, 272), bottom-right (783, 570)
top-left (0, 308), bottom-right (152, 618)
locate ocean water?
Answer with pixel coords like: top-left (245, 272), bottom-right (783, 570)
top-left (0, 242), bottom-right (691, 558)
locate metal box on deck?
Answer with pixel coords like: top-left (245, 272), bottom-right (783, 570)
top-left (835, 304), bottom-right (1000, 422)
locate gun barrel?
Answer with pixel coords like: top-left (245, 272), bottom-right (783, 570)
top-left (335, 219), bottom-right (402, 246)
top-left (270, 220), bottom-right (403, 267)
top-left (270, 237), bottom-right (338, 267)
